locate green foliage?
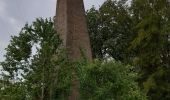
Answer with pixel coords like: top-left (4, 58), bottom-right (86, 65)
top-left (130, 0), bottom-right (170, 99)
top-left (87, 0), bottom-right (170, 99)
top-left (87, 0), bottom-right (134, 61)
top-left (0, 81), bottom-right (28, 100)
top-left (0, 17), bottom-right (146, 100)
top-left (0, 18), bottom-right (72, 99)
top-left (2, 0), bottom-right (170, 99)
top-left (77, 59), bottom-right (147, 100)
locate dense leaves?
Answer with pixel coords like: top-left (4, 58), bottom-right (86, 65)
top-left (0, 18), bottom-right (72, 99)
top-left (87, 0), bottom-right (170, 99)
top-left (130, 0), bottom-right (170, 99)
top-left (87, 0), bottom-right (134, 61)
top-left (78, 60), bottom-right (147, 100)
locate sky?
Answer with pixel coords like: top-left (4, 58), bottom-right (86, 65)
top-left (0, 0), bottom-right (106, 62)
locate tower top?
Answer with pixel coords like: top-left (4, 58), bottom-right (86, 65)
top-left (55, 0), bottom-right (92, 60)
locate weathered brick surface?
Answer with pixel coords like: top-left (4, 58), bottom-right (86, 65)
top-left (55, 0), bottom-right (92, 61)
top-left (55, 0), bottom-right (92, 99)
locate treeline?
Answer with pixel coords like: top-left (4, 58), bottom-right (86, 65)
top-left (88, 0), bottom-right (170, 99)
top-left (0, 0), bottom-right (170, 100)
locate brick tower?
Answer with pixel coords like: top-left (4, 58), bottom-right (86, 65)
top-left (55, 0), bottom-right (92, 99)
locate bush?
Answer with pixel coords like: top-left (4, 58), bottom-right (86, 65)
top-left (77, 60), bottom-right (147, 100)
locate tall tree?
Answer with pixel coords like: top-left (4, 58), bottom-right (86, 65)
top-left (87, 0), bottom-right (134, 62)
top-left (0, 18), bottom-right (72, 99)
top-left (130, 0), bottom-right (170, 99)
top-left (87, 0), bottom-right (170, 99)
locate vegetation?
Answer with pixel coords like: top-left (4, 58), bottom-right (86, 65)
top-left (0, 18), bottom-right (71, 99)
top-left (0, 18), bottom-right (146, 100)
top-left (78, 60), bottom-right (146, 100)
top-left (0, 0), bottom-right (170, 99)
top-left (87, 0), bottom-right (134, 61)
top-left (130, 0), bottom-right (170, 99)
top-left (87, 0), bottom-right (170, 99)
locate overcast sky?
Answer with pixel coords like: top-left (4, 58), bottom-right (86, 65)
top-left (0, 0), bottom-right (105, 62)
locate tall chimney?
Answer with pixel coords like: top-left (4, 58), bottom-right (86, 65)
top-left (55, 0), bottom-right (92, 99)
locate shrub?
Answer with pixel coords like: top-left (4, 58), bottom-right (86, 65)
top-left (77, 60), bottom-right (147, 100)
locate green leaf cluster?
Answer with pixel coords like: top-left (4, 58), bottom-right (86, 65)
top-left (87, 0), bottom-right (170, 99)
top-left (0, 18), bottom-right (72, 99)
top-left (77, 60), bottom-right (147, 100)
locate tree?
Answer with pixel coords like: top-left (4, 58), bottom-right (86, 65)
top-left (77, 59), bottom-right (147, 100)
top-left (87, 0), bottom-right (170, 99)
top-left (0, 18), bottom-right (72, 99)
top-left (87, 0), bottom-right (134, 62)
top-left (130, 0), bottom-right (170, 99)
